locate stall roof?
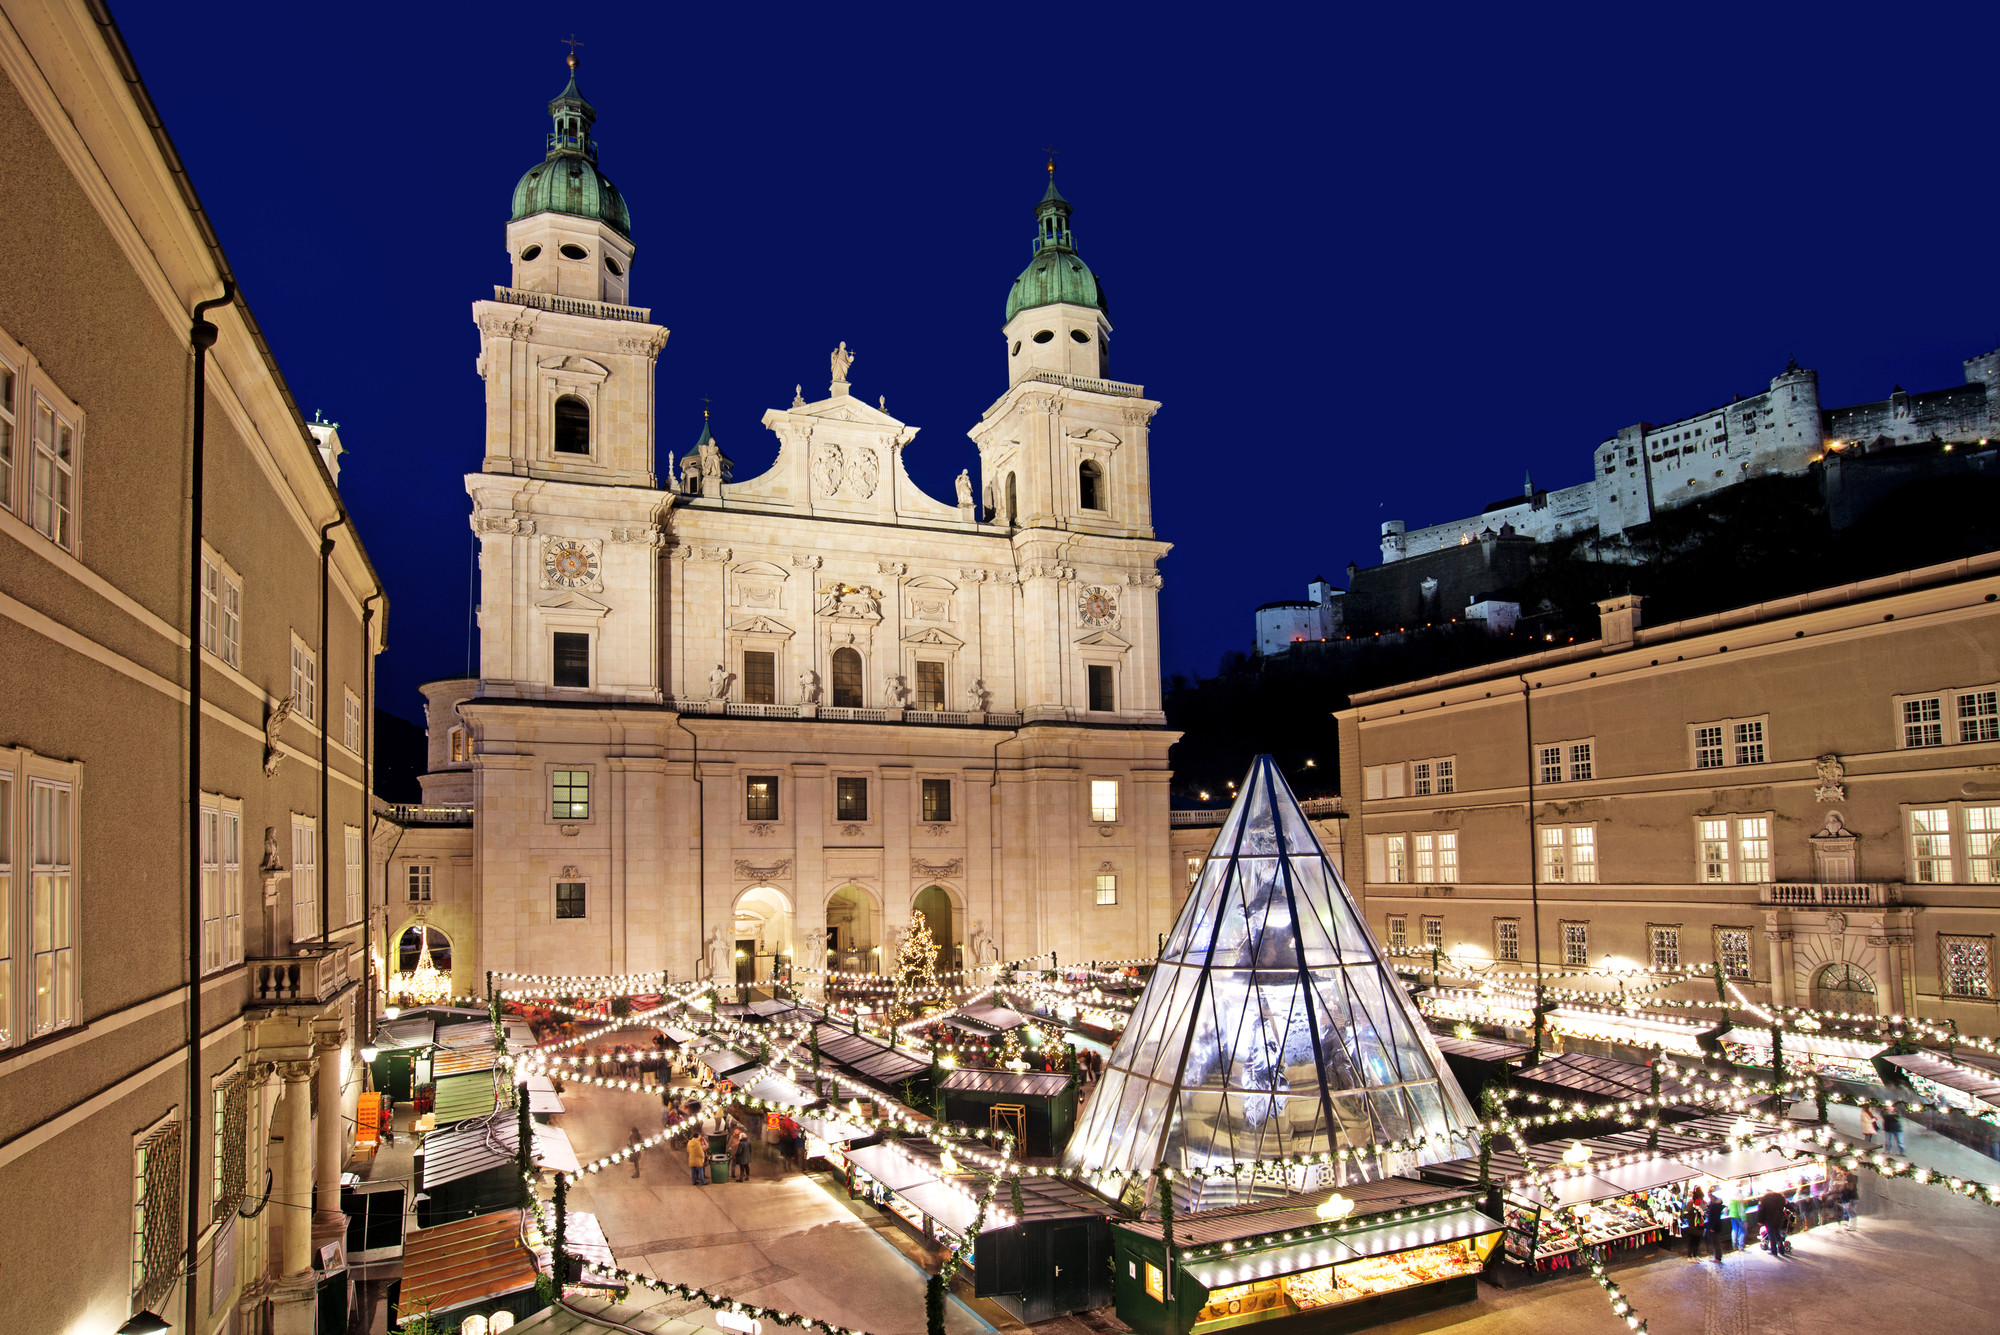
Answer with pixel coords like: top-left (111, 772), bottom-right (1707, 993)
top-left (842, 1142), bottom-right (936, 1194)
top-left (1180, 1205), bottom-right (1502, 1290)
top-left (795, 1110), bottom-right (873, 1145)
top-left (423, 1118), bottom-right (581, 1187)
top-left (1429, 1032), bottom-right (1530, 1064)
top-left (400, 1208), bottom-right (539, 1315)
top-left (957, 1001), bottom-right (1030, 1031)
top-left (941, 1069), bottom-right (1072, 1097)
top-left (432, 1071), bottom-right (502, 1126)
top-left (526, 1074), bottom-right (565, 1116)
top-left (737, 1071), bottom-right (816, 1107)
top-left (1884, 1052), bottom-right (2000, 1108)
top-left (377, 1017), bottom-right (438, 1050)
top-left (533, 1205), bottom-right (615, 1272)
top-left (1723, 1027), bottom-right (1885, 1062)
top-left (811, 1026), bottom-right (930, 1083)
top-left (1514, 1052), bottom-right (1696, 1102)
top-left (1122, 1179), bottom-right (1468, 1247)
top-left (1420, 1112), bottom-right (1794, 1204)
top-left (701, 1046), bottom-right (760, 1078)
top-left (851, 1049), bottom-right (928, 1082)
top-left (896, 1181), bottom-right (986, 1236)
top-left (938, 1014), bottom-right (1000, 1038)
top-left (1010, 1174), bottom-right (1112, 1223)
top-left (663, 1027), bottom-right (700, 1044)
top-left (749, 999), bottom-right (801, 1018)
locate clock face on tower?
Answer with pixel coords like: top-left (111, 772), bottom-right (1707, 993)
top-left (543, 538), bottom-right (600, 590)
top-left (1078, 585), bottom-right (1119, 628)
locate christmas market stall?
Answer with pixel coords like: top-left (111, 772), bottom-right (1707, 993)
top-left (396, 1208), bottom-right (546, 1332)
top-left (1112, 1181), bottom-right (1501, 1335)
top-left (417, 1117), bottom-right (581, 1228)
top-left (1426, 1031), bottom-right (1528, 1100)
top-left (973, 1173), bottom-right (1114, 1322)
top-left (1880, 1049), bottom-right (2000, 1156)
top-left (940, 1068), bottom-right (1076, 1156)
top-left (1721, 1025), bottom-right (1884, 1080)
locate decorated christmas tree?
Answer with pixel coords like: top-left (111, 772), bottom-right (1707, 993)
top-left (898, 913), bottom-right (940, 991)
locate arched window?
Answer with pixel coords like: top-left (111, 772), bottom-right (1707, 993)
top-left (1078, 459), bottom-right (1104, 511)
top-left (1005, 473), bottom-right (1018, 528)
top-left (1812, 962), bottom-right (1875, 1014)
top-left (831, 647), bottom-right (863, 708)
top-left (553, 394), bottom-right (591, 454)
top-left (396, 925), bottom-right (451, 973)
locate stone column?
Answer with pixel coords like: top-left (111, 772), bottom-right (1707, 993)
top-left (313, 1032), bottom-right (347, 1228)
top-left (280, 1060), bottom-right (316, 1277)
top-left (1776, 930), bottom-right (1798, 1009)
top-left (1870, 936), bottom-right (1902, 1017)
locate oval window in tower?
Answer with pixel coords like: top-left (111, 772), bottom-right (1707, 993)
top-left (1071, 329), bottom-right (1090, 343)
top-left (559, 243), bottom-right (589, 260)
top-left (519, 244), bottom-right (543, 262)
top-left (1033, 330), bottom-right (1054, 344)
top-left (1011, 341), bottom-right (1022, 357)
top-left (606, 256), bottom-right (625, 276)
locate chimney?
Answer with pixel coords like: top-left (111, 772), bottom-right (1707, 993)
top-left (1597, 595), bottom-right (1643, 651)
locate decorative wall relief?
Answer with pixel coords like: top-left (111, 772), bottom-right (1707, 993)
top-left (846, 447), bottom-right (880, 498)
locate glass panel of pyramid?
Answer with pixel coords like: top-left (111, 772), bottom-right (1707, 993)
top-left (1064, 755), bottom-right (1480, 1207)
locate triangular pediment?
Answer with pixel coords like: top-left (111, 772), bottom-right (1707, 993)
top-left (1073, 629), bottom-right (1132, 650)
top-left (536, 354), bottom-right (611, 380)
top-left (1062, 756), bottom-right (1481, 1209)
top-left (789, 394), bottom-right (908, 431)
top-left (901, 626), bottom-right (964, 648)
top-left (536, 590), bottom-right (610, 615)
top-left (729, 615), bottom-right (796, 638)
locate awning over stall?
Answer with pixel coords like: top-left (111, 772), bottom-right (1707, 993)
top-left (400, 1209), bottom-right (540, 1316)
top-left (1182, 1204), bottom-right (1502, 1290)
top-left (1883, 1052), bottom-right (2000, 1110)
top-left (841, 1142), bottom-right (935, 1193)
top-left (941, 1069), bottom-right (1072, 1098)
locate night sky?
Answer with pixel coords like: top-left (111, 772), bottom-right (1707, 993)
top-left (117, 3), bottom-right (2000, 724)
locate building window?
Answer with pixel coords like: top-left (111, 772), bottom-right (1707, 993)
top-left (448, 725), bottom-right (466, 763)
top-left (743, 650), bottom-right (776, 704)
top-left (1362, 765), bottom-right (1406, 800)
top-left (908, 659), bottom-right (944, 712)
top-left (745, 775), bottom-right (779, 822)
top-left (1412, 761), bottom-right (1430, 796)
top-left (836, 776), bottom-right (869, 822)
top-left (0, 774), bottom-right (10, 1046)
top-left (1087, 664), bottom-right (1115, 713)
top-left (1096, 873), bottom-right (1118, 905)
top-left (1433, 758), bottom-right (1455, 794)
top-left (0, 356), bottom-right (14, 510)
top-left (555, 881), bottom-right (587, 919)
top-left (1385, 834), bottom-right (1408, 883)
top-left (1909, 808), bottom-right (1953, 883)
top-left (1144, 1262), bottom-right (1165, 1303)
top-left (1413, 832), bottom-right (1457, 883)
top-left (831, 647), bottom-right (863, 707)
top-left (1650, 925), bottom-right (1681, 970)
top-left (552, 769), bottom-right (589, 820)
top-left (1078, 459), bottom-right (1103, 511)
top-left (1970, 806), bottom-right (2000, 884)
top-left (290, 634), bottom-right (317, 722)
top-left (344, 825), bottom-right (363, 927)
top-left (198, 799), bottom-right (244, 975)
top-left (1005, 471), bottom-right (1017, 527)
top-left (30, 390), bottom-right (76, 550)
top-left (1186, 855), bottom-right (1203, 886)
top-left (27, 777), bottom-right (76, 1038)
top-left (1941, 934), bottom-right (1992, 999)
top-left (1421, 916), bottom-right (1443, 949)
top-left (1540, 825), bottom-right (1597, 884)
top-left (1538, 741), bottom-right (1593, 783)
top-left (1696, 815), bottom-right (1771, 884)
top-left (1090, 779), bottom-right (1119, 823)
top-left (213, 1073), bottom-right (248, 1221)
top-left (291, 817), bottom-right (318, 940)
top-left (1902, 696), bottom-right (1945, 748)
top-left (1897, 684), bottom-right (2000, 748)
top-left (132, 1119), bottom-right (183, 1311)
top-left (1562, 921), bottom-right (1588, 968)
top-left (201, 553), bottom-right (242, 668)
top-left (343, 689), bottom-right (362, 753)
top-left (1495, 918), bottom-right (1520, 962)
top-left (1413, 758), bottom-right (1456, 797)
top-left (1386, 915), bottom-right (1407, 950)
top-left (552, 631), bottom-right (590, 688)
top-left (1716, 929), bottom-right (1752, 980)
top-left (553, 393), bottom-right (591, 454)
top-left (922, 778), bottom-right (952, 823)
top-left (1690, 716), bottom-right (1768, 768)
top-left (408, 865), bottom-right (432, 902)
top-left (1959, 690), bottom-right (2000, 743)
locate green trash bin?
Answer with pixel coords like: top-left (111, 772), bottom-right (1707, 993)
top-left (710, 1152), bottom-right (731, 1182)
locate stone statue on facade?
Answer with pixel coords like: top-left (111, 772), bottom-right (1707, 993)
top-left (955, 469), bottom-right (974, 507)
top-left (707, 926), bottom-right (732, 984)
top-left (884, 674), bottom-right (910, 707)
top-left (798, 670), bottom-right (821, 704)
top-left (792, 384), bottom-right (806, 408)
top-left (969, 919), bottom-right (995, 966)
top-left (698, 435), bottom-right (723, 478)
top-left (964, 678), bottom-right (987, 711)
top-left (263, 697), bottom-right (294, 778)
top-left (831, 341), bottom-right (856, 384)
top-left (708, 663), bottom-right (733, 699)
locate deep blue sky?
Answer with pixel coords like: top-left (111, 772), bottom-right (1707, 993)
top-left (119, 3), bottom-right (2000, 724)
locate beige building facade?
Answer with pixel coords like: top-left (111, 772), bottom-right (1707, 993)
top-left (0, 6), bottom-right (383, 1333)
top-left (378, 66), bottom-right (1177, 995)
top-left (1338, 557), bottom-right (2000, 1036)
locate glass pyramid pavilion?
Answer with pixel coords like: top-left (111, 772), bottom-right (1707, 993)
top-left (1064, 756), bottom-right (1480, 1207)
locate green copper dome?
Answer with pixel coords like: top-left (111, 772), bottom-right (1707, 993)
top-left (1005, 172), bottom-right (1107, 322)
top-left (510, 56), bottom-right (631, 239)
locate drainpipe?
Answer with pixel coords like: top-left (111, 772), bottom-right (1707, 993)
top-left (675, 714), bottom-right (704, 985)
top-left (361, 595), bottom-right (380, 1042)
top-left (186, 278), bottom-right (233, 1335)
top-left (1520, 673), bottom-right (1545, 1062)
top-left (319, 517), bottom-right (344, 946)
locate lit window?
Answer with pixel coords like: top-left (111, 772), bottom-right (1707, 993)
top-left (1562, 921), bottom-right (1588, 967)
top-left (1699, 819), bottom-right (1730, 883)
top-left (0, 356), bottom-right (14, 511)
top-left (1422, 916), bottom-right (1443, 949)
top-left (1186, 855), bottom-right (1203, 886)
top-left (1699, 815), bottom-right (1771, 883)
top-left (1495, 918), bottom-right (1519, 961)
top-left (1910, 808), bottom-right (1953, 883)
top-left (1413, 832), bottom-right (1457, 884)
top-left (1941, 934), bottom-right (1992, 999)
top-left (922, 778), bottom-right (952, 823)
top-left (916, 660), bottom-right (947, 712)
top-left (1902, 697), bottom-right (1944, 749)
top-left (132, 1119), bottom-right (183, 1311)
top-left (1540, 825), bottom-right (1596, 884)
top-left (555, 881), bottom-right (587, 919)
top-left (291, 817), bottom-right (317, 941)
top-left (1650, 926), bottom-right (1680, 970)
top-left (552, 769), bottom-right (590, 820)
top-left (24, 775), bottom-right (80, 1039)
top-left (448, 726), bottom-right (466, 764)
top-left (1090, 779), bottom-right (1119, 823)
top-left (1386, 915), bottom-right (1407, 950)
top-left (745, 775), bottom-right (779, 822)
top-left (836, 776), bottom-right (869, 822)
top-left (408, 865), bottom-right (432, 903)
top-left (1736, 816), bottom-right (1770, 882)
top-left (1717, 929), bottom-right (1752, 980)
top-left (212, 1073), bottom-right (248, 1222)
top-left (1968, 807), bottom-right (2000, 885)
top-left (1384, 834), bottom-right (1408, 884)
top-left (1096, 874), bottom-right (1118, 906)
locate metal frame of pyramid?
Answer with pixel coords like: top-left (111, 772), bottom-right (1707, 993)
top-left (1064, 756), bottom-right (1480, 1208)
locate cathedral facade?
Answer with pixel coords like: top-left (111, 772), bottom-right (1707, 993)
top-left (380, 60), bottom-right (1177, 994)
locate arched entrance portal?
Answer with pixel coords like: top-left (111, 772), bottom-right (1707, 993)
top-left (913, 885), bottom-right (958, 976)
top-left (827, 885), bottom-right (878, 974)
top-left (1813, 961), bottom-right (1876, 1014)
top-left (390, 925), bottom-right (453, 1007)
top-left (732, 886), bottom-right (793, 985)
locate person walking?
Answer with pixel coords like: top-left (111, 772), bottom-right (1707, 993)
top-left (1757, 1188), bottom-right (1790, 1256)
top-left (1839, 1180), bottom-right (1859, 1230)
top-left (687, 1131), bottom-right (708, 1185)
top-left (1705, 1191), bottom-right (1729, 1262)
top-left (1881, 1108), bottom-right (1906, 1154)
top-left (1684, 1187), bottom-right (1708, 1260)
top-left (1725, 1191), bottom-right (1748, 1250)
top-left (629, 1126), bottom-right (644, 1179)
top-left (1859, 1104), bottom-right (1879, 1144)
top-left (733, 1126), bottom-right (753, 1182)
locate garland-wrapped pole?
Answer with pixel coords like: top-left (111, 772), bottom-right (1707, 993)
top-left (553, 1171), bottom-right (571, 1285)
top-left (1646, 1053), bottom-right (1661, 1153)
top-left (1157, 1167), bottom-right (1176, 1304)
top-left (517, 1082), bottom-right (533, 1205)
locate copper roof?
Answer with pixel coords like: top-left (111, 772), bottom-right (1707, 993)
top-left (401, 1208), bottom-right (540, 1315)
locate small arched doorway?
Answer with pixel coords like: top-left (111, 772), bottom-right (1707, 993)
top-left (1813, 961), bottom-right (1876, 1014)
top-left (827, 885), bottom-right (878, 974)
top-left (733, 885), bottom-right (793, 985)
top-left (913, 885), bottom-right (957, 977)
top-left (831, 647), bottom-right (863, 708)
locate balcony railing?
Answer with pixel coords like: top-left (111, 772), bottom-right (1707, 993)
top-left (381, 803), bottom-right (474, 825)
top-left (670, 698), bottom-right (1024, 727)
top-left (248, 947), bottom-right (352, 1008)
top-left (491, 286), bottom-right (652, 324)
top-left (1762, 882), bottom-right (1897, 907)
top-left (1173, 797), bottom-right (1343, 826)
top-left (1022, 368), bottom-right (1145, 398)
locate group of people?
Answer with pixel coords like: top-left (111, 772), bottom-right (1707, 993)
top-left (1681, 1180), bottom-right (1858, 1262)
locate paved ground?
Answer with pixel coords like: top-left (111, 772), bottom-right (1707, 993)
top-left (552, 1073), bottom-right (2000, 1335)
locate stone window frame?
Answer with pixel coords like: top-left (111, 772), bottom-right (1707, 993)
top-left (1939, 933), bottom-right (1994, 1000)
top-left (833, 773), bottom-right (872, 825)
top-left (1412, 830), bottom-right (1458, 884)
top-left (1086, 776), bottom-right (1122, 826)
top-left (1094, 871), bottom-right (1118, 906)
top-left (550, 627), bottom-right (594, 691)
top-left (537, 357), bottom-right (607, 465)
top-left (1689, 715), bottom-right (1769, 770)
top-left (546, 762), bottom-right (597, 827)
top-left (1648, 922), bottom-right (1682, 971)
top-left (1535, 737), bottom-right (1595, 784)
top-left (1893, 683), bottom-right (2000, 750)
top-left (729, 617), bottom-right (795, 704)
top-left (1412, 755), bottom-right (1456, 797)
top-left (1714, 926), bottom-right (1755, 981)
top-left (1494, 917), bottom-right (1521, 962)
top-left (553, 877), bottom-right (589, 922)
top-left (1538, 823), bottom-right (1598, 885)
top-left (918, 774), bottom-right (956, 826)
top-left (744, 773), bottom-right (782, 824)
top-left (1694, 813), bottom-right (1772, 885)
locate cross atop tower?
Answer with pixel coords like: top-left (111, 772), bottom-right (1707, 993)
top-left (562, 33), bottom-right (585, 59)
